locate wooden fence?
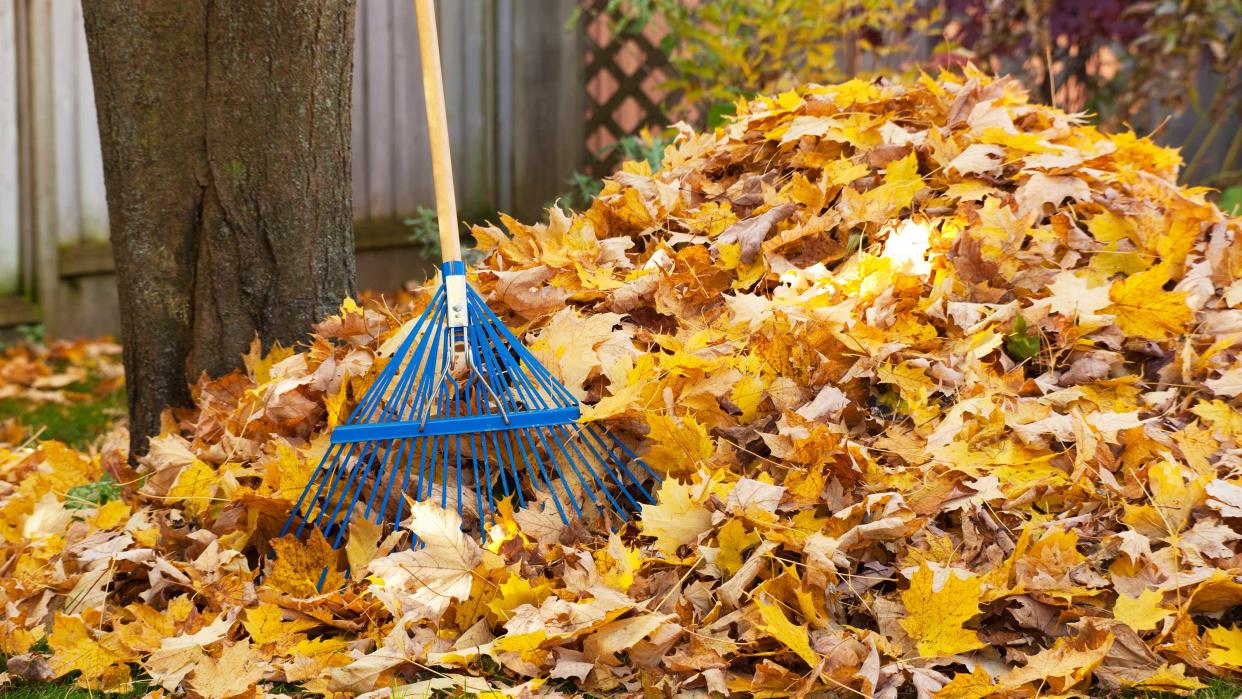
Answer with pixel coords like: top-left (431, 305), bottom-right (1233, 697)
top-left (0, 0), bottom-right (586, 338)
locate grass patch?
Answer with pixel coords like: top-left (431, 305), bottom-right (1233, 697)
top-left (1120, 679), bottom-right (1242, 699)
top-left (1, 682), bottom-right (148, 699)
top-left (0, 368), bottom-right (125, 449)
top-left (1219, 186), bottom-right (1242, 216)
top-left (0, 391), bottom-right (125, 448)
top-left (1, 685), bottom-right (92, 699)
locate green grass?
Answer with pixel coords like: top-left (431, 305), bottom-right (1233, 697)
top-left (0, 374), bottom-right (125, 448)
top-left (1, 682), bottom-right (147, 699)
top-left (1220, 186), bottom-right (1242, 216)
top-left (1120, 679), bottom-right (1242, 699)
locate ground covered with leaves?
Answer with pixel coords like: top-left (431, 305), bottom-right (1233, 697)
top-left (5, 68), bottom-right (1242, 697)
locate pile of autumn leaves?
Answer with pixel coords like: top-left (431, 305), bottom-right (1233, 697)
top-left (5, 67), bottom-right (1242, 697)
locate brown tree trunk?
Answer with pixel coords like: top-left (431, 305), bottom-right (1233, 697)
top-left (83, 1), bottom-right (356, 457)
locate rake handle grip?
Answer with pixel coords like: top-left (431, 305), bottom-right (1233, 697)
top-left (414, 0), bottom-right (461, 264)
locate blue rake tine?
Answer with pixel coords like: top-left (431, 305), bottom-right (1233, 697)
top-left (562, 424), bottom-right (644, 515)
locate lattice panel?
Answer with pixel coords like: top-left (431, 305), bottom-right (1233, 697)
top-left (582, 0), bottom-right (674, 177)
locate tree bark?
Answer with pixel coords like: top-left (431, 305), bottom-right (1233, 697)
top-left (83, 0), bottom-right (356, 456)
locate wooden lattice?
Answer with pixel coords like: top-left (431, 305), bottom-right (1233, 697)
top-left (582, 0), bottom-right (674, 177)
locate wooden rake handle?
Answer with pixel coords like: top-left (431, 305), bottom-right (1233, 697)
top-left (414, 0), bottom-right (461, 264)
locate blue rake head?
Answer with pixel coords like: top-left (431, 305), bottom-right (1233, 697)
top-left (279, 262), bottom-right (661, 571)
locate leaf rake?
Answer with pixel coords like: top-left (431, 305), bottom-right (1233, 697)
top-left (279, 0), bottom-right (659, 586)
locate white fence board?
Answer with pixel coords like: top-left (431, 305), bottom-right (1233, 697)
top-left (50, 0), bottom-right (79, 247)
top-left (27, 0), bottom-right (58, 312)
top-left (0, 0), bottom-right (19, 295)
top-left (73, 0), bottom-right (107, 244)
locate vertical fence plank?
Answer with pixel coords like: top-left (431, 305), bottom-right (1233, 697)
top-left (0, 0), bottom-right (19, 296)
top-left (50, 0), bottom-right (79, 248)
top-left (73, 0), bottom-right (108, 243)
top-left (14, 0), bottom-right (33, 296)
top-left (351, 8), bottom-right (369, 221)
top-left (363, 0), bottom-right (395, 219)
top-left (438, 0), bottom-right (494, 219)
top-left (495, 0), bottom-right (514, 216)
top-left (510, 0), bottom-right (584, 220)
top-left (392, 0), bottom-right (431, 217)
top-left (27, 0), bottom-right (58, 322)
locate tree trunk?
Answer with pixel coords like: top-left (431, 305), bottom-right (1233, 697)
top-left (83, 0), bottom-right (356, 457)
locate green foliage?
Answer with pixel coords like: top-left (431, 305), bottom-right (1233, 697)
top-left (404, 206), bottom-right (442, 260)
top-left (611, 130), bottom-right (672, 171)
top-left (596, 0), bottom-right (937, 117)
top-left (562, 172), bottom-right (604, 213)
top-left (1004, 315), bottom-right (1040, 361)
top-left (557, 131), bottom-right (674, 212)
top-left (0, 350), bottom-right (126, 449)
top-left (1219, 185), bottom-right (1242, 215)
top-left (0, 389), bottom-right (125, 449)
top-left (16, 324), bottom-right (46, 346)
top-left (65, 474), bottom-right (121, 510)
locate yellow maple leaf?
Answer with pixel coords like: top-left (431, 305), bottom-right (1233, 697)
top-left (755, 595), bottom-right (819, 669)
top-left (187, 641), bottom-right (268, 699)
top-left (167, 459), bottom-right (219, 517)
top-left (1204, 626), bottom-right (1242, 669)
top-left (899, 564), bottom-right (986, 658)
top-left (263, 440), bottom-right (318, 502)
top-left (1122, 458), bottom-right (1206, 537)
top-left (643, 413), bottom-right (715, 476)
top-left (1129, 664), bottom-right (1206, 693)
top-left (1106, 266), bottom-right (1193, 341)
top-left (716, 518), bottom-right (761, 576)
top-left (324, 380), bottom-right (349, 428)
top-left (578, 363), bottom-right (652, 422)
top-left (934, 667), bottom-right (996, 699)
top-left (854, 152), bottom-right (923, 223)
top-left (91, 500), bottom-right (132, 530)
top-left (41, 441), bottom-right (101, 494)
top-left (345, 509), bottom-right (384, 574)
top-left (1192, 399), bottom-right (1242, 444)
top-left (614, 186), bottom-right (656, 229)
top-left (730, 374), bottom-right (768, 423)
top-left (48, 613), bottom-right (127, 687)
top-left (266, 529), bottom-right (344, 597)
top-left (242, 337), bottom-right (295, 386)
top-left (486, 575), bottom-right (552, 622)
top-left (242, 602), bottom-right (317, 647)
top-left (999, 623), bottom-right (1114, 693)
top-left (492, 630), bottom-right (551, 667)
top-left (599, 533), bottom-right (642, 592)
top-left (1113, 589), bottom-right (1172, 632)
top-left (640, 478), bottom-right (713, 557)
